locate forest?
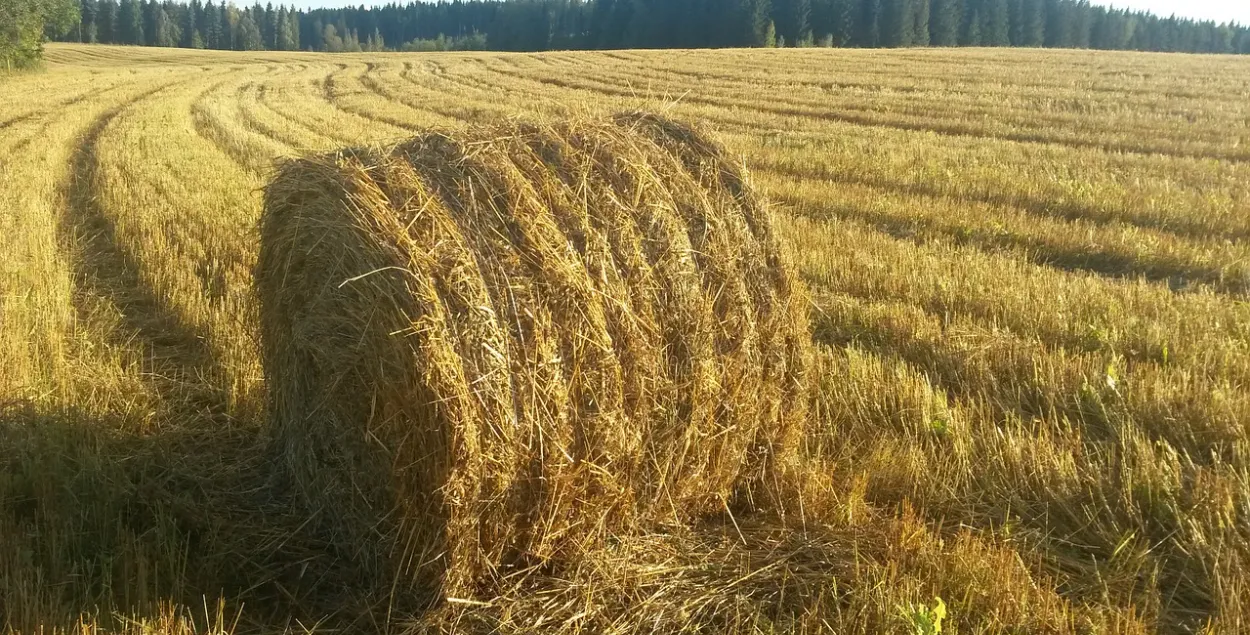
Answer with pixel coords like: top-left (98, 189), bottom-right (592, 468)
top-left (54, 0), bottom-right (1250, 56)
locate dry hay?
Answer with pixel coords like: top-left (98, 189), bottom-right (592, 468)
top-left (407, 520), bottom-right (867, 635)
top-left (255, 112), bottom-right (813, 603)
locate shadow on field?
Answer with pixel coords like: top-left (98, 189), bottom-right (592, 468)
top-left (0, 93), bottom-right (390, 632)
top-left (62, 89), bottom-right (234, 410)
top-left (0, 400), bottom-right (901, 634)
top-left (0, 402), bottom-right (396, 633)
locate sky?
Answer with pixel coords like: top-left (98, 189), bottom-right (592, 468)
top-left (280, 0), bottom-right (1250, 26)
top-left (1103, 0), bottom-right (1250, 24)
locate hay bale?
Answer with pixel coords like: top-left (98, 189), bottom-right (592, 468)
top-left (255, 113), bottom-right (812, 601)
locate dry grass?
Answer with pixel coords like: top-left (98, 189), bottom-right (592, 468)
top-left (256, 115), bottom-right (810, 603)
top-left (2, 42), bottom-right (1249, 634)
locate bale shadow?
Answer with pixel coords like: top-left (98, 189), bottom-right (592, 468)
top-left (61, 93), bottom-right (233, 420)
top-left (2, 93), bottom-right (389, 633)
top-left (0, 401), bottom-right (390, 634)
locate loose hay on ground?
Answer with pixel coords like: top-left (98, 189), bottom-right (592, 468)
top-left (254, 113), bottom-right (812, 603)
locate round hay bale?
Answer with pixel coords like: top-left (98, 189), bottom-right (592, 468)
top-left (255, 113), bottom-right (813, 602)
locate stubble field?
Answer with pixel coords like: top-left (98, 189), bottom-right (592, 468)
top-left (2, 43), bottom-right (1250, 634)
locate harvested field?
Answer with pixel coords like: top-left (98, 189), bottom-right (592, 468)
top-left (2, 43), bottom-right (1250, 634)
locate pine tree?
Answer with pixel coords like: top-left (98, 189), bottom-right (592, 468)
top-left (1043, 0), bottom-right (1068, 46)
top-left (158, 6), bottom-right (178, 46)
top-left (276, 5), bottom-right (290, 49)
top-left (856, 0), bottom-right (881, 46)
top-left (366, 27), bottom-right (384, 51)
top-left (181, 0), bottom-right (197, 47)
top-left (586, 0), bottom-right (613, 47)
top-left (263, 2), bottom-right (276, 48)
top-left (809, 0), bottom-right (830, 41)
top-left (881, 0), bottom-right (913, 46)
top-left (1006, 0), bottom-right (1020, 44)
top-left (622, 0), bottom-right (651, 47)
top-left (1020, 0), bottom-right (1043, 45)
top-left (219, 3), bottom-right (232, 49)
top-left (830, 0), bottom-right (852, 45)
top-left (79, 0), bottom-right (99, 43)
top-left (982, 0), bottom-right (1008, 45)
top-left (142, 0), bottom-right (159, 45)
top-left (963, 7), bottom-right (980, 44)
top-left (930, 0), bottom-right (959, 45)
top-left (118, 0), bottom-right (142, 44)
top-left (1070, 0), bottom-right (1092, 47)
top-left (98, 0), bottom-right (116, 42)
top-left (202, 0), bottom-right (218, 47)
top-left (778, 0), bottom-right (811, 45)
top-left (742, 0), bottom-right (773, 46)
top-left (911, 0), bottom-right (929, 45)
top-left (797, 0), bottom-right (814, 44)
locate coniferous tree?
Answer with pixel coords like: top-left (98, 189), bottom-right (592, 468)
top-left (1007, 0), bottom-right (1021, 43)
top-left (982, 0), bottom-right (1009, 45)
top-left (777, 0), bottom-right (812, 45)
top-left (142, 0), bottom-right (158, 44)
top-left (856, 0), bottom-right (881, 46)
top-left (218, 2), bottom-right (231, 49)
top-left (830, 0), bottom-right (852, 44)
top-left (1020, 0), bottom-right (1043, 45)
top-left (911, 0), bottom-right (929, 45)
top-left (202, 0), bottom-right (218, 47)
top-left (97, 0), bottom-right (116, 42)
top-left (797, 0), bottom-right (815, 44)
top-left (263, 2), bottom-right (275, 48)
top-left (622, 0), bottom-right (652, 47)
top-left (179, 0), bottom-right (195, 46)
top-left (586, 0), bottom-right (613, 47)
top-left (118, 0), bottom-right (142, 43)
top-left (308, 17), bottom-right (323, 49)
top-left (46, 0), bottom-right (1250, 56)
top-left (1070, 0), bottom-right (1091, 47)
top-left (1090, 7), bottom-right (1110, 48)
top-left (930, 0), bottom-right (959, 45)
top-left (287, 8), bottom-right (299, 49)
top-left (1044, 0), bottom-right (1069, 46)
top-left (810, 0), bottom-right (830, 42)
top-left (275, 5), bottom-right (290, 49)
top-left (881, 0), bottom-right (913, 46)
top-left (743, 0), bottom-right (772, 46)
top-left (963, 6), bottom-right (980, 44)
top-left (78, 0), bottom-right (98, 42)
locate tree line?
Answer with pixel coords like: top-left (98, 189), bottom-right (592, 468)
top-left (7, 0), bottom-right (1248, 69)
top-left (2, 0), bottom-right (79, 68)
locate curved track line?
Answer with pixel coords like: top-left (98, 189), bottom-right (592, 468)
top-left (62, 79), bottom-right (229, 416)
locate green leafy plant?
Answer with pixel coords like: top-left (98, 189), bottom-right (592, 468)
top-left (900, 596), bottom-right (947, 635)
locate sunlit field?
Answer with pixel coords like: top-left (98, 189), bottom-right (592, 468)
top-left (3, 42), bottom-right (1250, 634)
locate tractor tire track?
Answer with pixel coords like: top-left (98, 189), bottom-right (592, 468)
top-left (63, 80), bottom-right (230, 418)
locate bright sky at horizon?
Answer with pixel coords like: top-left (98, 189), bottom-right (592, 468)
top-left (1102, 0), bottom-right (1250, 24)
top-left (279, 0), bottom-right (1250, 26)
